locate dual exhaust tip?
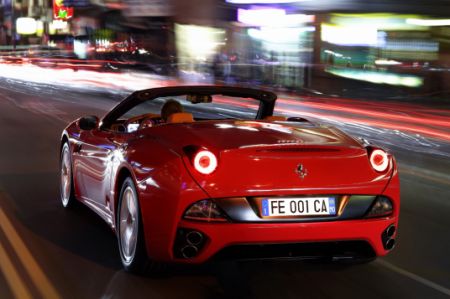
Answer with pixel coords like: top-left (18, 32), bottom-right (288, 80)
top-left (383, 225), bottom-right (396, 251)
top-left (180, 231), bottom-right (204, 259)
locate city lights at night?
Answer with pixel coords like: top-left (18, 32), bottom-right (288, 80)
top-left (0, 0), bottom-right (449, 298)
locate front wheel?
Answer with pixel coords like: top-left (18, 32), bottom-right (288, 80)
top-left (60, 143), bottom-right (77, 208)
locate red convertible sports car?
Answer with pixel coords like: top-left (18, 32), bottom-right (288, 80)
top-left (60, 86), bottom-right (400, 273)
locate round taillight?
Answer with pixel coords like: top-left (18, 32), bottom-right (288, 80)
top-left (370, 149), bottom-right (389, 172)
top-left (193, 150), bottom-right (217, 174)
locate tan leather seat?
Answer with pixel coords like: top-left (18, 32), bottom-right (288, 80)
top-left (264, 115), bottom-right (287, 121)
top-left (167, 112), bottom-right (194, 123)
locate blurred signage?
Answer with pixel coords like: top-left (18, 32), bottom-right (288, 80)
top-left (16, 17), bottom-right (37, 35)
top-left (124, 0), bottom-right (173, 17)
top-left (238, 8), bottom-right (315, 27)
top-left (239, 8), bottom-right (286, 25)
top-left (53, 0), bottom-right (74, 20)
top-left (321, 24), bottom-right (379, 47)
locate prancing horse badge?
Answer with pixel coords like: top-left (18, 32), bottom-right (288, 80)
top-left (296, 164), bottom-right (307, 179)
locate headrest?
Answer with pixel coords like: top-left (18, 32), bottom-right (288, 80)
top-left (167, 112), bottom-right (194, 123)
top-left (264, 115), bottom-right (287, 121)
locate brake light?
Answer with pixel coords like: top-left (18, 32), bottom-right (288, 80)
top-left (193, 150), bottom-right (217, 175)
top-left (370, 149), bottom-right (389, 172)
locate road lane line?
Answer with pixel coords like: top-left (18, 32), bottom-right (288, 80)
top-left (377, 259), bottom-right (450, 296)
top-left (0, 240), bottom-right (33, 299)
top-left (0, 207), bottom-right (61, 299)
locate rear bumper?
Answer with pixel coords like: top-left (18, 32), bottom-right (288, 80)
top-left (172, 216), bottom-right (397, 263)
top-left (141, 158), bottom-right (400, 264)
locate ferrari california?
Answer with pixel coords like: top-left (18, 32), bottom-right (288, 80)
top-left (60, 86), bottom-right (400, 273)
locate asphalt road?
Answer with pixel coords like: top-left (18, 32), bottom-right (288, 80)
top-left (0, 77), bottom-right (449, 299)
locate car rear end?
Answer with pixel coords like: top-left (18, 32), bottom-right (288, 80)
top-left (139, 120), bottom-right (400, 263)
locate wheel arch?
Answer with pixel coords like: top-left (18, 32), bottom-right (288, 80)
top-left (113, 165), bottom-right (135, 229)
top-left (60, 133), bottom-right (70, 156)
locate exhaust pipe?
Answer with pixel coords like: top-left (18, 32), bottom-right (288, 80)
top-left (385, 239), bottom-right (396, 250)
top-left (386, 225), bottom-right (396, 238)
top-left (186, 231), bottom-right (203, 246)
top-left (181, 245), bottom-right (199, 259)
top-left (382, 225), bottom-right (397, 250)
top-left (175, 229), bottom-right (206, 259)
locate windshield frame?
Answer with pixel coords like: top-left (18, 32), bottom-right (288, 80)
top-left (100, 86), bottom-right (277, 130)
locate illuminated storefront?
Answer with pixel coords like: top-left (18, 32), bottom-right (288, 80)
top-left (175, 23), bottom-right (226, 80)
top-left (230, 7), bottom-right (316, 89)
top-left (319, 14), bottom-right (446, 88)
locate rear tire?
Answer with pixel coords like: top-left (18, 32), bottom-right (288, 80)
top-left (60, 143), bottom-right (77, 208)
top-left (117, 177), bottom-right (155, 274)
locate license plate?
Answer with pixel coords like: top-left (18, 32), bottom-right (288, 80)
top-left (261, 197), bottom-right (336, 217)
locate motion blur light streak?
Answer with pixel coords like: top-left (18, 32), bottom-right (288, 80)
top-left (406, 18), bottom-right (450, 26)
top-left (299, 95), bottom-right (450, 116)
top-left (329, 13), bottom-right (427, 31)
top-left (375, 59), bottom-right (402, 66)
top-left (209, 95), bottom-right (450, 141)
top-left (0, 63), bottom-right (449, 142)
top-left (275, 107), bottom-right (450, 142)
top-left (212, 94), bottom-right (450, 140)
top-left (278, 98), bottom-right (450, 128)
top-left (213, 96), bottom-right (262, 110)
top-left (325, 67), bottom-right (423, 87)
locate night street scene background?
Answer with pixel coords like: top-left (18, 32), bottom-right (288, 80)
top-left (0, 0), bottom-right (449, 298)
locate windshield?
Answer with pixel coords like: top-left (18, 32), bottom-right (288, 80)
top-left (122, 95), bottom-right (260, 121)
top-left (105, 93), bottom-right (263, 133)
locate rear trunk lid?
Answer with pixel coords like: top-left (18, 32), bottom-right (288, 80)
top-left (147, 120), bottom-right (392, 197)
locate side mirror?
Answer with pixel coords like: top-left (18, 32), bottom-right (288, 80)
top-left (79, 115), bottom-right (99, 131)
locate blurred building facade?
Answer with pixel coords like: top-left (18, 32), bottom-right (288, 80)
top-left (0, 0), bottom-right (448, 97)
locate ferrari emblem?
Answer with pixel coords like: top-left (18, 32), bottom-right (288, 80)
top-left (296, 164), bottom-right (307, 179)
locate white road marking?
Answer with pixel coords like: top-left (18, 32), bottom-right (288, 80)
top-left (377, 259), bottom-right (450, 297)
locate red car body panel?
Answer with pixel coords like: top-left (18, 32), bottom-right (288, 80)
top-left (173, 166), bottom-right (400, 263)
top-left (140, 121), bottom-right (393, 196)
top-left (61, 86), bottom-right (400, 264)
